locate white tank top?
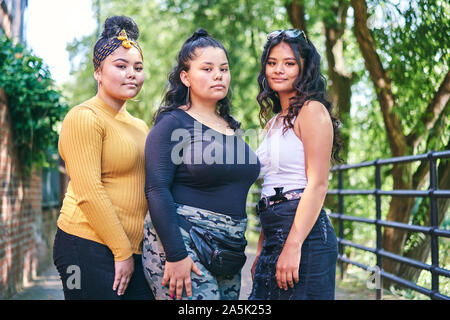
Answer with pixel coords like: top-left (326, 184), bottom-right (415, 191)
top-left (257, 114), bottom-right (307, 197)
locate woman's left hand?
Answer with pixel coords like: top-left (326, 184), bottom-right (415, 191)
top-left (276, 242), bottom-right (301, 290)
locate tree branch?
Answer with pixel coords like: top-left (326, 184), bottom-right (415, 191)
top-left (285, 0), bottom-right (307, 33)
top-left (324, 1), bottom-right (352, 120)
top-left (244, 0), bottom-right (259, 64)
top-left (351, 0), bottom-right (408, 157)
top-left (324, 1), bottom-right (350, 76)
top-left (407, 70), bottom-right (450, 149)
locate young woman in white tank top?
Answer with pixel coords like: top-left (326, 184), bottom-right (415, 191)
top-left (249, 29), bottom-right (342, 300)
top-left (257, 113), bottom-right (307, 197)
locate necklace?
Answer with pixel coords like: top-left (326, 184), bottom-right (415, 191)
top-left (189, 109), bottom-right (224, 127)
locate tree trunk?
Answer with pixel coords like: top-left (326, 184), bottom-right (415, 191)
top-left (351, 0), bottom-right (450, 288)
top-left (351, 0), bottom-right (413, 283)
top-left (351, 0), bottom-right (408, 158)
top-left (323, 0), bottom-right (352, 162)
top-left (285, 0), bottom-right (307, 32)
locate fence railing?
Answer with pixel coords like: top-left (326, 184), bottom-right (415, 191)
top-left (246, 150), bottom-right (450, 300)
top-left (42, 166), bottom-right (61, 208)
top-left (327, 150), bottom-right (450, 300)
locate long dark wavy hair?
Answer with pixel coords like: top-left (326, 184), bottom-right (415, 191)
top-left (257, 31), bottom-right (342, 163)
top-left (154, 28), bottom-right (240, 131)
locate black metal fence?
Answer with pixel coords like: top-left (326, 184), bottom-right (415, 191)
top-left (42, 167), bottom-right (61, 208)
top-left (245, 150), bottom-right (450, 300)
top-left (327, 150), bottom-right (450, 300)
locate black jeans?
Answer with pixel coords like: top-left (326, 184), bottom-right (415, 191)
top-left (53, 228), bottom-right (154, 300)
top-left (249, 198), bottom-right (338, 300)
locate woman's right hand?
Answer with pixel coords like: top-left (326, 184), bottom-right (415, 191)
top-left (252, 230), bottom-right (264, 281)
top-left (251, 254), bottom-right (260, 281)
top-left (113, 256), bottom-right (135, 296)
top-left (162, 256), bottom-right (202, 300)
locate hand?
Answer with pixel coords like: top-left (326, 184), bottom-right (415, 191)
top-left (276, 242), bottom-right (301, 290)
top-left (162, 256), bottom-right (202, 300)
top-left (113, 256), bottom-right (134, 296)
top-left (252, 231), bottom-right (264, 281)
top-left (251, 254), bottom-right (260, 281)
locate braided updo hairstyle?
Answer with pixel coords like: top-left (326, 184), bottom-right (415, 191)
top-left (93, 15), bottom-right (141, 70)
top-left (155, 28), bottom-right (240, 131)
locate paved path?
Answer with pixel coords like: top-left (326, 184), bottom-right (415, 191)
top-left (9, 253), bottom-right (255, 300)
top-left (9, 247), bottom-right (381, 300)
top-left (9, 265), bottom-right (64, 300)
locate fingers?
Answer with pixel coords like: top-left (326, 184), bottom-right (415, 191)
top-left (176, 278), bottom-right (184, 300)
top-left (276, 268), bottom-right (282, 289)
top-left (293, 268), bottom-right (300, 284)
top-left (162, 258), bottom-right (203, 300)
top-left (161, 272), bottom-right (169, 289)
top-left (168, 277), bottom-right (188, 300)
top-left (113, 272), bottom-right (120, 292)
top-left (191, 262), bottom-right (203, 277)
top-left (117, 276), bottom-right (131, 296)
top-left (286, 272), bottom-right (294, 289)
top-left (276, 267), bottom-right (299, 290)
top-left (184, 276), bottom-right (192, 300)
top-left (280, 271), bottom-right (287, 290)
top-left (168, 277), bottom-right (176, 299)
top-left (165, 271), bottom-right (187, 300)
top-left (113, 273), bottom-right (131, 296)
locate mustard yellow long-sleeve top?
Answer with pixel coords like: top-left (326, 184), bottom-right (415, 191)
top-left (57, 96), bottom-right (149, 261)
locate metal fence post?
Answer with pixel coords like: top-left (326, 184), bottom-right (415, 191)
top-left (375, 160), bottom-right (383, 300)
top-left (338, 168), bottom-right (345, 280)
top-left (429, 151), bottom-right (439, 298)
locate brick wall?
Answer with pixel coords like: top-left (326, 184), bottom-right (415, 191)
top-left (1, 0), bottom-right (28, 43)
top-left (0, 89), bottom-right (59, 299)
top-left (0, 4), bottom-right (12, 37)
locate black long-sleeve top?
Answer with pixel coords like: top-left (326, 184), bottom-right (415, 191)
top-left (144, 109), bottom-right (260, 262)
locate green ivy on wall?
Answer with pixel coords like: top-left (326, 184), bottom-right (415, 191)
top-left (0, 35), bottom-right (68, 175)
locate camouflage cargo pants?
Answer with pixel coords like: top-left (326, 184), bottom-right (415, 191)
top-left (142, 203), bottom-right (247, 300)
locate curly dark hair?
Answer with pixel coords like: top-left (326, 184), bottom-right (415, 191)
top-left (257, 31), bottom-right (342, 163)
top-left (154, 28), bottom-right (240, 131)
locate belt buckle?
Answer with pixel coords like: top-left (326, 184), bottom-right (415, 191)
top-left (270, 187), bottom-right (287, 203)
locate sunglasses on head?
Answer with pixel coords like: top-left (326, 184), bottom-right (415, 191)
top-left (267, 29), bottom-right (306, 41)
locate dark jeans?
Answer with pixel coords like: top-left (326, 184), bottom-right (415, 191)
top-left (249, 198), bottom-right (338, 300)
top-left (53, 228), bottom-right (154, 300)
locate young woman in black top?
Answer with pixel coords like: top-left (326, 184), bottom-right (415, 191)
top-left (142, 29), bottom-right (260, 300)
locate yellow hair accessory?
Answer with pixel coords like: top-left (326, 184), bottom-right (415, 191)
top-left (117, 29), bottom-right (133, 49)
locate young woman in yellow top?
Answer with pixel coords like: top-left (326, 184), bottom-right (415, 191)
top-left (53, 16), bottom-right (154, 300)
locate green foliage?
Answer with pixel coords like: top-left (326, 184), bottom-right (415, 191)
top-left (370, 0), bottom-right (450, 152)
top-left (63, 34), bottom-right (98, 108)
top-left (0, 35), bottom-right (68, 174)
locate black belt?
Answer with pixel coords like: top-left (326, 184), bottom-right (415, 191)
top-left (256, 187), bottom-right (304, 214)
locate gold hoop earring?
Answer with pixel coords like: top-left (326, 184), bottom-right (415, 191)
top-left (186, 86), bottom-right (190, 106)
